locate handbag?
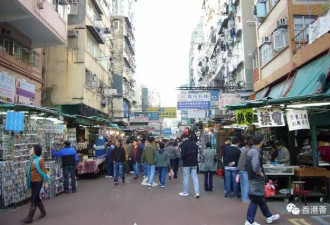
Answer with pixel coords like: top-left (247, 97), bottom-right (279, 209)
top-left (249, 179), bottom-right (265, 196)
top-left (198, 162), bottom-right (206, 172)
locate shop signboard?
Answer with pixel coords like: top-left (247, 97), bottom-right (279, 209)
top-left (16, 79), bottom-right (35, 105)
top-left (286, 109), bottom-right (310, 131)
top-left (148, 112), bottom-right (159, 121)
top-left (146, 107), bottom-right (177, 118)
top-left (210, 90), bottom-right (220, 109)
top-left (219, 93), bottom-right (242, 110)
top-left (129, 112), bottom-right (149, 123)
top-left (187, 109), bottom-right (206, 119)
top-left (0, 72), bottom-right (15, 103)
top-left (177, 91), bottom-right (211, 110)
top-left (257, 108), bottom-right (285, 127)
top-left (236, 109), bottom-right (254, 125)
top-left (162, 129), bottom-right (172, 135)
top-left (5, 111), bottom-right (25, 132)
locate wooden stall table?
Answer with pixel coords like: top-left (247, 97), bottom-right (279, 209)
top-left (294, 167), bottom-right (328, 203)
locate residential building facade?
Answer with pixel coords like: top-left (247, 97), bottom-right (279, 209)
top-left (43, 0), bottom-right (113, 118)
top-left (0, 0), bottom-right (68, 106)
top-left (253, 0), bottom-right (330, 99)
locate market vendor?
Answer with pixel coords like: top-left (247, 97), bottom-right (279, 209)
top-left (274, 141), bottom-right (290, 165)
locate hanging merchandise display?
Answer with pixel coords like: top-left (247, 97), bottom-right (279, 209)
top-left (286, 109), bottom-right (310, 131)
top-left (236, 109), bottom-right (254, 125)
top-left (257, 108), bottom-right (285, 127)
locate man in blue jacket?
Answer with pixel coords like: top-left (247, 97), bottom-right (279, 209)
top-left (52, 141), bottom-right (78, 193)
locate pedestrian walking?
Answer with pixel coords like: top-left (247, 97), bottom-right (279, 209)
top-left (166, 140), bottom-right (180, 179)
top-left (139, 139), bottom-right (148, 178)
top-left (52, 141), bottom-right (78, 193)
top-left (22, 145), bottom-right (48, 224)
top-left (141, 137), bottom-right (157, 189)
top-left (112, 140), bottom-right (126, 185)
top-left (155, 142), bottom-right (170, 188)
top-left (245, 135), bottom-right (280, 225)
top-left (179, 134), bottom-right (199, 198)
top-left (202, 142), bottom-right (217, 191)
top-left (237, 143), bottom-right (251, 203)
top-left (130, 139), bottom-right (143, 179)
top-left (105, 142), bottom-right (114, 178)
top-left (223, 137), bottom-right (241, 198)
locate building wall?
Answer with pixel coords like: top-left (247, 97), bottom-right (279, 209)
top-left (254, 0), bottom-right (329, 92)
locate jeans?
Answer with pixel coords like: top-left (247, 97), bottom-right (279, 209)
top-left (225, 169), bottom-right (238, 198)
top-left (183, 166), bottom-right (199, 195)
top-left (158, 167), bottom-right (167, 186)
top-left (30, 181), bottom-right (43, 206)
top-left (143, 163), bottom-right (148, 176)
top-left (170, 158), bottom-right (179, 178)
top-left (63, 165), bottom-right (76, 191)
top-left (147, 164), bottom-right (156, 186)
top-left (240, 171), bottom-right (249, 202)
top-left (246, 199), bottom-right (272, 223)
top-left (133, 162), bottom-right (140, 178)
top-left (114, 162), bottom-right (125, 183)
top-left (204, 171), bottom-right (213, 191)
top-left (105, 162), bottom-right (113, 176)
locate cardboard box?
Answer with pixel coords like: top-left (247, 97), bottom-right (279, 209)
top-left (295, 167), bottom-right (327, 177)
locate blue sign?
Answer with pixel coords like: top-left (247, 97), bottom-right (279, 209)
top-left (210, 90), bottom-right (220, 101)
top-left (148, 112), bottom-right (159, 121)
top-left (162, 129), bottom-right (172, 135)
top-left (177, 101), bottom-right (210, 110)
top-left (5, 111), bottom-right (25, 132)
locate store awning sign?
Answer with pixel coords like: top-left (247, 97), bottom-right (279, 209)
top-left (177, 101), bottom-right (210, 110)
top-left (16, 79), bottom-right (35, 105)
top-left (130, 112), bottom-right (149, 123)
top-left (146, 107), bottom-right (177, 118)
top-left (286, 109), bottom-right (310, 131)
top-left (236, 108), bottom-right (254, 125)
top-left (0, 72), bottom-right (15, 103)
top-left (219, 93), bottom-right (242, 110)
top-left (257, 108), bottom-right (285, 127)
top-left (148, 112), bottom-right (159, 121)
top-left (187, 109), bottom-right (206, 119)
top-left (177, 91), bottom-right (211, 110)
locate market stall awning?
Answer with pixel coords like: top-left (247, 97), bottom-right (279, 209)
top-left (75, 115), bottom-right (98, 126)
top-left (267, 76), bottom-right (295, 99)
top-left (88, 116), bottom-right (112, 126)
top-left (286, 54), bottom-right (330, 97)
top-left (254, 87), bottom-right (269, 100)
top-left (225, 100), bottom-right (266, 110)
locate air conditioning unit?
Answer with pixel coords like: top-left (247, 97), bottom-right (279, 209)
top-left (259, 0), bottom-right (267, 2)
top-left (262, 36), bottom-right (271, 44)
top-left (59, 0), bottom-right (69, 5)
top-left (71, 0), bottom-right (78, 3)
top-left (277, 18), bottom-right (288, 28)
top-left (95, 14), bottom-right (103, 21)
top-left (67, 30), bottom-right (78, 38)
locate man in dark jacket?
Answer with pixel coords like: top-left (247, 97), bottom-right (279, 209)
top-left (130, 140), bottom-right (143, 179)
top-left (112, 140), bottom-right (126, 185)
top-left (52, 141), bottom-right (78, 193)
top-left (179, 134), bottom-right (199, 198)
top-left (245, 135), bottom-right (280, 225)
top-left (223, 137), bottom-right (241, 198)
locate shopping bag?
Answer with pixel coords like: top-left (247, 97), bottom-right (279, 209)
top-left (169, 169), bottom-right (174, 180)
top-left (198, 163), bottom-right (206, 172)
top-left (265, 180), bottom-right (276, 198)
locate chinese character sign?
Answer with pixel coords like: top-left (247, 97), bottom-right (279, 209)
top-left (236, 109), bottom-right (254, 125)
top-left (0, 72), bottom-right (15, 103)
top-left (286, 109), bottom-right (310, 131)
top-left (146, 107), bottom-right (177, 118)
top-left (257, 108), bottom-right (285, 127)
top-left (177, 91), bottom-right (211, 110)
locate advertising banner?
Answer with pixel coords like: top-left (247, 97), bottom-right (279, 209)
top-left (16, 79), bottom-right (35, 105)
top-left (257, 108), bottom-right (285, 127)
top-left (148, 112), bottom-right (159, 121)
top-left (187, 109), bottom-right (206, 119)
top-left (0, 72), bottom-right (15, 103)
top-left (286, 109), bottom-right (310, 131)
top-left (129, 112), bottom-right (149, 123)
top-left (236, 109), bottom-right (254, 125)
top-left (146, 107), bottom-right (177, 118)
top-left (177, 101), bottom-right (210, 110)
top-left (210, 90), bottom-right (220, 109)
top-left (177, 91), bottom-right (211, 110)
top-left (219, 93), bottom-right (242, 110)
top-left (5, 111), bottom-right (25, 132)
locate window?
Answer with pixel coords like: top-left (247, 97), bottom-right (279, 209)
top-left (273, 28), bottom-right (288, 52)
top-left (68, 2), bottom-right (78, 15)
top-left (260, 44), bottom-right (272, 66)
top-left (85, 69), bottom-right (98, 88)
top-left (31, 52), bottom-right (39, 67)
top-left (294, 15), bottom-right (315, 41)
top-left (13, 42), bottom-right (22, 59)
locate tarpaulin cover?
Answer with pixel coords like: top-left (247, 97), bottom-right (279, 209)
top-left (286, 54), bottom-right (330, 97)
top-left (255, 87), bottom-right (269, 100)
top-left (267, 76), bottom-right (295, 99)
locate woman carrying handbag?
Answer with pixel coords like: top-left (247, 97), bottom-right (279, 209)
top-left (22, 145), bottom-right (49, 224)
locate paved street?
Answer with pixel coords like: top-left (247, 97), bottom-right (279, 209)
top-left (0, 172), bottom-right (324, 225)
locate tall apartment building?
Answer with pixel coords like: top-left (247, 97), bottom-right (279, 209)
top-left (111, 0), bottom-right (137, 126)
top-left (189, 0), bottom-right (256, 97)
top-left (252, 0), bottom-right (330, 99)
top-left (43, 0), bottom-right (113, 118)
top-left (0, 0), bottom-right (67, 106)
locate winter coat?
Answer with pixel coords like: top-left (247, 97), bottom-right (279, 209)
top-left (155, 149), bottom-right (170, 168)
top-left (202, 148), bottom-right (217, 172)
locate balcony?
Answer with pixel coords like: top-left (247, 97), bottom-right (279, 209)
top-left (91, 0), bottom-right (103, 15)
top-left (86, 25), bottom-right (105, 44)
top-left (124, 35), bottom-right (135, 55)
top-left (0, 0), bottom-right (67, 48)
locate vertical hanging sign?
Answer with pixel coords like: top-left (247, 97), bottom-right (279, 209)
top-left (286, 109), bottom-right (310, 131)
top-left (236, 109), bottom-right (254, 125)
